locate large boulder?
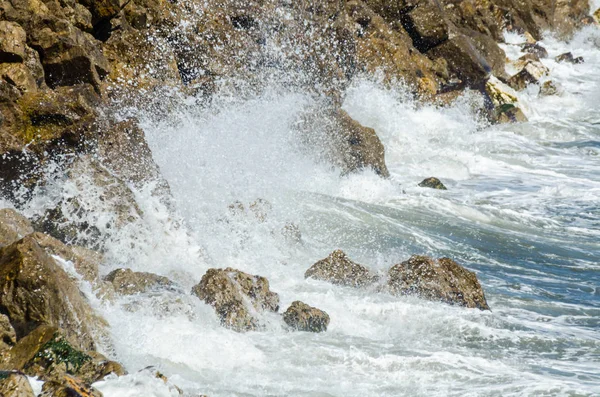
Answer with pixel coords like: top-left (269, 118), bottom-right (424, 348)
top-left (508, 60), bottom-right (549, 91)
top-left (387, 255), bottom-right (489, 310)
top-left (191, 268), bottom-right (280, 332)
top-left (104, 268), bottom-right (174, 295)
top-left (0, 21), bottom-right (27, 63)
top-left (0, 208), bottom-right (33, 248)
top-left (0, 370), bottom-right (35, 397)
top-left (305, 250), bottom-right (377, 288)
top-left (0, 234), bottom-right (103, 350)
top-left (1, 325), bottom-right (124, 384)
top-left (283, 301), bottom-right (330, 333)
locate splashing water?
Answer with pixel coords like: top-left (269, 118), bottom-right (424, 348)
top-left (14, 26), bottom-right (600, 396)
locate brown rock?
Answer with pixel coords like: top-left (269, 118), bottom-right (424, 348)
top-left (0, 21), bottom-right (27, 63)
top-left (402, 1), bottom-right (449, 52)
top-left (104, 268), bottom-right (174, 295)
top-left (0, 235), bottom-right (102, 350)
top-left (1, 324), bottom-right (58, 371)
top-left (496, 105), bottom-right (527, 123)
top-left (388, 255), bottom-right (489, 310)
top-left (0, 371), bottom-right (35, 397)
top-left (418, 177), bottom-right (447, 190)
top-left (283, 301), bottom-right (330, 333)
top-left (0, 208), bottom-right (33, 248)
top-left (0, 314), bottom-right (16, 356)
top-left (191, 268), bottom-right (280, 332)
top-left (305, 250), bottom-right (377, 288)
top-left (427, 34), bottom-right (491, 86)
top-left (508, 60), bottom-right (548, 91)
top-left (539, 80), bottom-right (558, 96)
top-left (40, 374), bottom-right (103, 397)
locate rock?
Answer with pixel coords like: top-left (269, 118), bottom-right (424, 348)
top-left (40, 374), bottom-right (103, 397)
top-left (594, 8), bottom-right (600, 24)
top-left (401, 1), bottom-right (449, 52)
top-left (508, 60), bottom-right (549, 91)
top-left (1, 325), bottom-right (123, 384)
top-left (281, 223), bottom-right (302, 243)
top-left (305, 250), bottom-right (377, 288)
top-left (28, 20), bottom-right (110, 91)
top-left (555, 52), bottom-right (584, 64)
top-left (34, 156), bottom-right (143, 248)
top-left (191, 268), bottom-right (280, 332)
top-left (485, 77), bottom-right (528, 123)
top-left (521, 43), bottom-right (548, 59)
top-left (283, 301), bottom-right (330, 333)
top-left (0, 371), bottom-right (35, 397)
top-left (0, 21), bottom-right (27, 63)
top-left (0, 234), bottom-right (102, 351)
top-left (0, 208), bottom-right (33, 248)
top-left (0, 314), bottom-right (16, 357)
top-left (427, 34), bottom-right (492, 86)
top-left (296, 106), bottom-right (389, 177)
top-left (539, 80), bottom-right (558, 96)
top-left (418, 177), bottom-right (447, 190)
top-left (104, 268), bottom-right (174, 295)
top-left (387, 255), bottom-right (490, 310)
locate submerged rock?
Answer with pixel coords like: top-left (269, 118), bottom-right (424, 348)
top-left (104, 268), bottom-right (174, 295)
top-left (418, 177), bottom-right (447, 190)
top-left (387, 255), bottom-right (489, 310)
top-left (191, 268), bottom-right (280, 332)
top-left (0, 371), bottom-right (35, 397)
top-left (0, 234), bottom-right (103, 351)
top-left (283, 301), bottom-right (330, 333)
top-left (0, 208), bottom-right (33, 248)
top-left (540, 80), bottom-right (558, 96)
top-left (305, 250), bottom-right (377, 288)
top-left (555, 52), bottom-right (584, 64)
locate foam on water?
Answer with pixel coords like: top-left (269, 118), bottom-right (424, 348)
top-left (18, 24), bottom-right (600, 397)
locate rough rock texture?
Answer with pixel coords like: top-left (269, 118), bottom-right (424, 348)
top-left (0, 234), bottom-right (102, 350)
top-left (305, 250), bottom-right (377, 288)
top-left (508, 60), bottom-right (549, 91)
top-left (418, 177), bottom-right (447, 190)
top-left (283, 301), bottom-right (330, 333)
top-left (40, 374), bottom-right (103, 397)
top-left (0, 314), bottom-right (16, 356)
top-left (388, 255), bottom-right (490, 310)
top-left (0, 371), bottom-right (35, 397)
top-left (191, 268), bottom-right (280, 332)
top-left (104, 268), bottom-right (174, 295)
top-left (0, 208), bottom-right (33, 247)
top-left (485, 77), bottom-right (528, 123)
top-left (555, 52), bottom-right (584, 64)
top-left (1, 325), bottom-right (123, 384)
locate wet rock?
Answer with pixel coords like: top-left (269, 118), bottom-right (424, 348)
top-left (0, 234), bottom-right (103, 350)
top-left (485, 77), bottom-right (528, 123)
top-left (0, 208), bottom-right (33, 248)
top-left (104, 268), bottom-right (174, 295)
top-left (387, 255), bottom-right (490, 310)
top-left (281, 223), bottom-right (302, 244)
top-left (555, 52), bottom-right (584, 64)
top-left (418, 177), bottom-right (447, 190)
top-left (283, 301), bottom-right (330, 333)
top-left (0, 314), bottom-right (16, 356)
top-left (0, 371), bottom-right (35, 397)
top-left (305, 250), bottom-right (377, 288)
top-left (521, 43), bottom-right (548, 59)
top-left (191, 268), bottom-right (280, 332)
top-left (594, 8), bottom-right (600, 24)
top-left (40, 374), bottom-right (103, 397)
top-left (1, 325), bottom-right (123, 384)
top-left (427, 34), bottom-right (492, 86)
top-left (34, 156), bottom-right (143, 249)
top-left (0, 21), bottom-right (27, 63)
top-left (310, 108), bottom-right (390, 178)
top-left (508, 60), bottom-right (549, 91)
top-left (401, 1), bottom-right (449, 52)
top-left (539, 80), bottom-right (558, 96)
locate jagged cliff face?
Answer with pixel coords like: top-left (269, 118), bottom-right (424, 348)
top-left (0, 0), bottom-right (591, 199)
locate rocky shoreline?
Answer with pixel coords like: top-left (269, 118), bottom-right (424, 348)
top-left (0, 0), bottom-right (597, 395)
